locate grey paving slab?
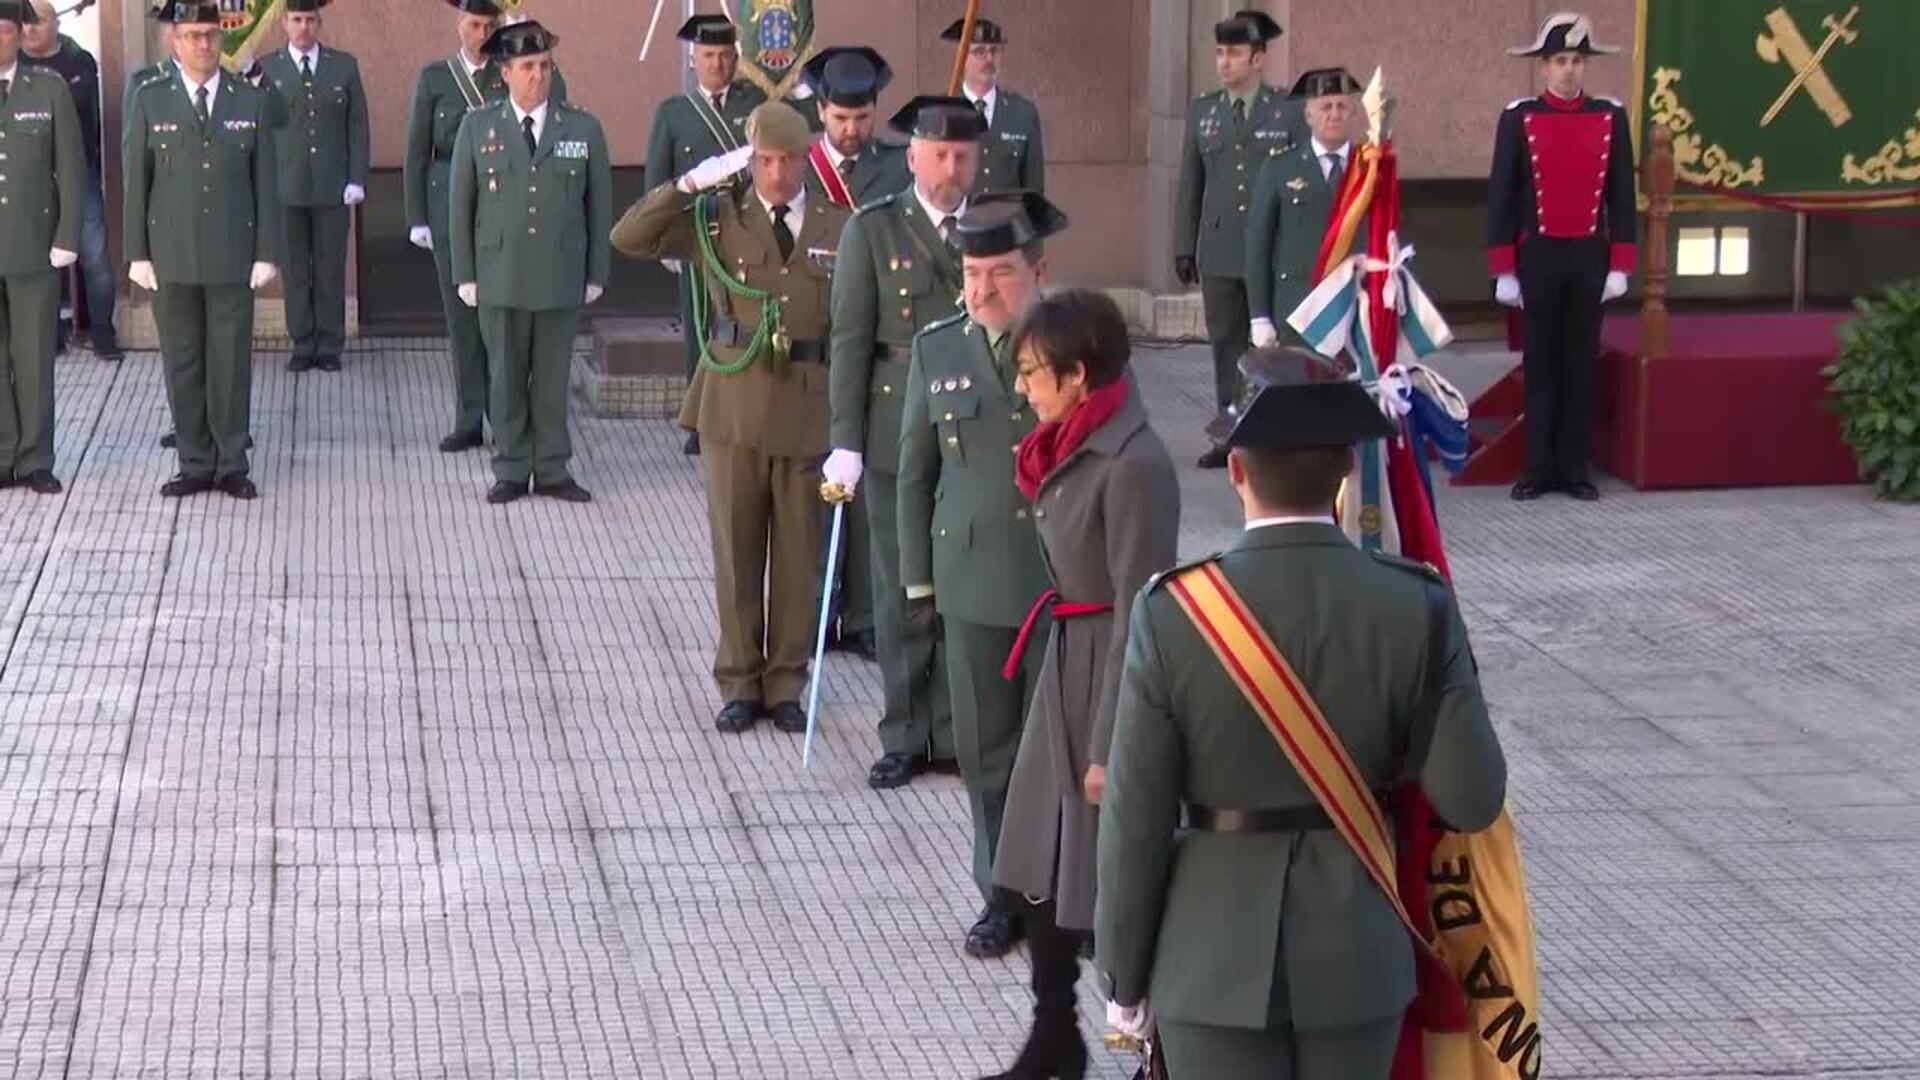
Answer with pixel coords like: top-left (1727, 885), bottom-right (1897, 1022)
top-left (0, 338), bottom-right (1915, 1078)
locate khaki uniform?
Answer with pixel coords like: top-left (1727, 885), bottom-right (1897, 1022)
top-left (0, 64), bottom-right (85, 481)
top-left (612, 182), bottom-right (849, 704)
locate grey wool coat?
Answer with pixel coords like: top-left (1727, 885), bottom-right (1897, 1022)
top-left (992, 388), bottom-right (1182, 930)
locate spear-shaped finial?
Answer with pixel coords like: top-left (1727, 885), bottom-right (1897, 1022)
top-left (1363, 65), bottom-right (1391, 143)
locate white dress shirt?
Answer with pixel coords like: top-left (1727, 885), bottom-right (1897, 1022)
top-left (459, 50), bottom-right (486, 77)
top-left (288, 44), bottom-right (320, 73)
top-left (512, 99), bottom-right (549, 146)
top-left (758, 188), bottom-right (807, 245)
top-left (823, 139), bottom-right (856, 174)
top-left (963, 83), bottom-right (998, 128)
top-left (180, 69), bottom-right (222, 114)
top-left (1311, 136), bottom-right (1352, 183)
top-left (0, 62), bottom-right (17, 88)
top-left (914, 185), bottom-right (967, 236)
top-left (1246, 514), bottom-right (1339, 532)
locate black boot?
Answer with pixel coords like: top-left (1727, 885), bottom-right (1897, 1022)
top-left (980, 901), bottom-right (1088, 1080)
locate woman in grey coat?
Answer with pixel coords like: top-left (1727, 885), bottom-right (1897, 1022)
top-left (982, 289), bottom-right (1182, 1080)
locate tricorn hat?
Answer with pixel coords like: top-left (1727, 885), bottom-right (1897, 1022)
top-left (800, 46), bottom-right (892, 108)
top-left (1289, 67), bottom-right (1363, 100)
top-left (678, 13), bottom-right (737, 47)
top-left (940, 16), bottom-right (1003, 45)
top-left (1214, 9), bottom-right (1282, 47)
top-left (1509, 12), bottom-right (1617, 57)
top-left (155, 0), bottom-right (220, 25)
top-left (0, 0), bottom-right (41, 25)
top-left (952, 190), bottom-right (1068, 259)
top-left (889, 94), bottom-right (988, 141)
top-left (481, 17), bottom-right (556, 60)
top-left (443, 0), bottom-right (506, 16)
top-left (1208, 346), bottom-right (1394, 449)
top-left (284, 0), bottom-right (332, 12)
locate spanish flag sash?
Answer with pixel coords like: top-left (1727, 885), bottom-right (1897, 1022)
top-left (808, 142), bottom-right (855, 208)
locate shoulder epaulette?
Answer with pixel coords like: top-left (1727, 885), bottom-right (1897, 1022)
top-left (854, 191), bottom-right (904, 217)
top-left (916, 311), bottom-right (969, 342)
top-left (1597, 95), bottom-right (1625, 108)
top-left (1505, 97), bottom-right (1532, 111)
top-left (1145, 551), bottom-right (1221, 594)
top-left (1368, 550), bottom-right (1444, 582)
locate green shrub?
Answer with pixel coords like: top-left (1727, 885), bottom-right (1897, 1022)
top-left (1825, 281), bottom-right (1920, 501)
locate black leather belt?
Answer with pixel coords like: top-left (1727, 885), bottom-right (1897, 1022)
top-left (710, 316), bottom-right (827, 363)
top-left (1183, 801), bottom-right (1384, 833)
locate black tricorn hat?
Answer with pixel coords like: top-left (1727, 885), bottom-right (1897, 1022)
top-left (444, 0), bottom-right (506, 16)
top-left (953, 191), bottom-right (1067, 259)
top-left (1289, 67), bottom-right (1363, 100)
top-left (889, 94), bottom-right (987, 141)
top-left (801, 46), bottom-right (892, 108)
top-left (1214, 9), bottom-right (1282, 46)
top-left (284, 0), bottom-right (332, 12)
top-left (1209, 347), bottom-right (1395, 449)
top-left (678, 13), bottom-right (736, 47)
top-left (0, 0), bottom-right (42, 25)
top-left (1509, 12), bottom-right (1617, 57)
top-left (156, 0), bottom-right (221, 25)
top-left (481, 17), bottom-right (557, 60)
top-left (940, 16), bottom-right (1003, 45)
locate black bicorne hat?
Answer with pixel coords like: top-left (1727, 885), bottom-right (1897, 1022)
top-left (1209, 346), bottom-right (1395, 449)
top-left (1214, 9), bottom-right (1282, 46)
top-left (939, 17), bottom-right (1003, 45)
top-left (801, 46), bottom-right (892, 108)
top-left (1509, 12), bottom-right (1617, 57)
top-left (889, 94), bottom-right (987, 141)
top-left (678, 14), bottom-right (736, 47)
top-left (952, 190), bottom-right (1068, 258)
top-left (1289, 67), bottom-right (1362, 100)
top-left (481, 17), bottom-right (556, 60)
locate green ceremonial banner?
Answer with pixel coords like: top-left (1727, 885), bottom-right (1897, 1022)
top-left (734, 0), bottom-right (816, 100)
top-left (212, 0), bottom-right (281, 66)
top-left (1635, 0), bottom-right (1920, 202)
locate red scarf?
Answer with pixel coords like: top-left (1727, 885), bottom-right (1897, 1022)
top-left (1014, 379), bottom-right (1131, 500)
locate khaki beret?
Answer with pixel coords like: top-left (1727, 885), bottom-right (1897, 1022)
top-left (746, 102), bottom-right (812, 155)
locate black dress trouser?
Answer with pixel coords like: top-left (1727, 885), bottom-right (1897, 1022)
top-left (1517, 236), bottom-right (1607, 485)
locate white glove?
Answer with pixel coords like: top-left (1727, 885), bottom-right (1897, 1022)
top-left (1493, 274), bottom-right (1523, 308)
top-left (822, 448), bottom-right (864, 493)
top-left (342, 184), bottom-right (366, 206)
top-left (1602, 270), bottom-right (1629, 302)
top-left (249, 262), bottom-right (278, 290)
top-left (128, 260), bottom-right (158, 291)
top-left (584, 284), bottom-right (604, 305)
top-left (661, 258), bottom-right (682, 276)
top-left (408, 226), bottom-right (433, 251)
top-left (677, 145), bottom-right (754, 193)
top-left (1249, 317), bottom-right (1279, 349)
top-left (1105, 999), bottom-right (1154, 1042)
top-left (457, 282), bottom-right (478, 308)
top-left (50, 248), bottom-right (78, 269)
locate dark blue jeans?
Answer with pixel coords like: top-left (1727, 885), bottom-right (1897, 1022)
top-left (78, 168), bottom-right (116, 343)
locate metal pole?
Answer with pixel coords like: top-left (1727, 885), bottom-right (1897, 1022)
top-left (1791, 210), bottom-right (1809, 311)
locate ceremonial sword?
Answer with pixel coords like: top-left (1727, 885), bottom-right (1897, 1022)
top-left (802, 481), bottom-right (855, 768)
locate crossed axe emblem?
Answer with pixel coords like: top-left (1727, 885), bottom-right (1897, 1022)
top-left (1755, 4), bottom-right (1859, 129)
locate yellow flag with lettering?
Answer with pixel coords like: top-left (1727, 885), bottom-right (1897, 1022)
top-left (1422, 811), bottom-right (1542, 1080)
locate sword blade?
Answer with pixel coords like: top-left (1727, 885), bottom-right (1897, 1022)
top-left (803, 501), bottom-right (847, 768)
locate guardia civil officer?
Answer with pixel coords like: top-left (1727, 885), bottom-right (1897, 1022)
top-left (450, 18), bottom-right (610, 504)
top-left (644, 14), bottom-right (768, 455)
top-left (124, 0), bottom-right (281, 500)
top-left (896, 191), bottom-right (1063, 960)
top-left (1174, 9), bottom-right (1304, 469)
top-left (611, 102), bottom-right (849, 735)
top-left (940, 16), bottom-right (1043, 196)
top-left (0, 0), bottom-right (84, 495)
top-left (1095, 348), bottom-right (1508, 1080)
top-left (1245, 68), bottom-right (1363, 352)
top-left (825, 95), bottom-right (985, 790)
top-left (259, 0), bottom-right (368, 373)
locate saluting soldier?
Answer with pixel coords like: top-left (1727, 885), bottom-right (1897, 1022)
top-left (611, 102), bottom-right (849, 735)
top-left (1094, 349), bottom-right (1509, 1080)
top-left (940, 16), bottom-right (1043, 196)
top-left (1245, 68), bottom-right (1363, 353)
top-left (896, 191), bottom-right (1063, 959)
top-left (259, 0), bottom-right (367, 374)
top-left (825, 95), bottom-right (985, 790)
top-left (0, 0), bottom-right (84, 495)
top-left (124, 0), bottom-right (281, 500)
top-left (404, 0), bottom-right (570, 454)
top-left (1174, 9), bottom-right (1304, 469)
top-left (644, 14), bottom-right (768, 455)
top-left (449, 18), bottom-right (610, 505)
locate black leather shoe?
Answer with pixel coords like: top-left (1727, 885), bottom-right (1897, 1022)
top-left (316, 355), bottom-right (342, 372)
top-left (964, 906), bottom-right (1022, 959)
top-left (1562, 479), bottom-right (1601, 502)
top-left (160, 474), bottom-right (213, 498)
top-left (218, 475), bottom-right (258, 500)
top-left (486, 480), bottom-right (527, 505)
top-left (979, 1021), bottom-right (1089, 1080)
top-left (1510, 480), bottom-right (1547, 502)
top-left (715, 699), bottom-right (763, 734)
top-left (768, 701), bottom-right (807, 733)
top-left (22, 470), bottom-right (63, 495)
top-left (159, 432), bottom-right (177, 449)
top-left (868, 751), bottom-right (919, 789)
top-left (438, 429), bottom-right (484, 453)
top-left (94, 335), bottom-right (125, 363)
top-left (287, 354), bottom-right (315, 373)
top-left (683, 431), bottom-right (701, 456)
top-left (1196, 445), bottom-right (1229, 470)
top-left (533, 479), bottom-right (593, 503)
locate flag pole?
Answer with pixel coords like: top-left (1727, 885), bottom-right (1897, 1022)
top-left (945, 0), bottom-right (982, 95)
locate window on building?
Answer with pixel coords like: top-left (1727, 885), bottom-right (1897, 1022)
top-left (1675, 226), bottom-right (1752, 276)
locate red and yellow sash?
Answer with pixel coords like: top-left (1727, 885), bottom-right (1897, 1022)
top-left (808, 142), bottom-right (855, 208)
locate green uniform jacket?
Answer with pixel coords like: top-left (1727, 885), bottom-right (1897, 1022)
top-left (641, 82), bottom-right (767, 191)
top-left (0, 65), bottom-right (86, 277)
top-left (258, 47), bottom-right (369, 207)
top-left (975, 88), bottom-right (1043, 195)
top-left (402, 55), bottom-right (568, 231)
top-left (610, 182), bottom-right (849, 459)
top-left (1245, 142), bottom-right (1363, 324)
top-left (123, 73), bottom-right (282, 285)
top-left (802, 138), bottom-right (908, 207)
top-left (449, 99), bottom-right (612, 312)
top-left (895, 314), bottom-right (1048, 628)
top-left (1095, 525), bottom-right (1507, 1031)
top-left (1173, 84), bottom-right (1304, 279)
top-left (122, 59), bottom-right (175, 117)
top-left (827, 191), bottom-right (964, 474)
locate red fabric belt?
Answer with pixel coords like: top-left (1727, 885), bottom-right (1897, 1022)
top-left (1001, 587), bottom-right (1112, 680)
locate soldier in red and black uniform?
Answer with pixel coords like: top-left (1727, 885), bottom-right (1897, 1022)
top-left (1487, 12), bottom-right (1636, 502)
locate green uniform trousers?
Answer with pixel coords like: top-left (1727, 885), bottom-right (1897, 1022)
top-left (478, 304), bottom-right (578, 486)
top-left (947, 618), bottom-right (1039, 897)
top-left (0, 271), bottom-right (60, 479)
top-left (1200, 273), bottom-right (1251, 412)
top-left (864, 468), bottom-right (954, 758)
top-left (703, 438), bottom-right (825, 704)
top-left (430, 207), bottom-right (487, 438)
top-left (154, 283), bottom-right (255, 481)
top-left (283, 204), bottom-right (351, 361)
top-left (1158, 1016), bottom-right (1401, 1080)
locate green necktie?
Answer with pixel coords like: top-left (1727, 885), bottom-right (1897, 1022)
top-left (195, 85), bottom-right (210, 124)
top-left (1232, 97), bottom-right (1246, 126)
top-left (0, 78), bottom-right (10, 107)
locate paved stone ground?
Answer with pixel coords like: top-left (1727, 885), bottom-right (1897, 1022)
top-left (2, 336), bottom-right (1917, 1079)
